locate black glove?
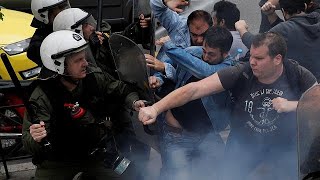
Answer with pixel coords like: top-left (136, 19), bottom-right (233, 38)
top-left (89, 33), bottom-right (101, 49)
top-left (89, 32), bottom-right (110, 49)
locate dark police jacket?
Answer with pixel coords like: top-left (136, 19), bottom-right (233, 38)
top-left (22, 67), bottom-right (139, 163)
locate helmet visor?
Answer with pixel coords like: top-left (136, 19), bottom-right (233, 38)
top-left (38, 55), bottom-right (98, 80)
top-left (39, 43), bottom-right (99, 80)
top-left (63, 57), bottom-right (99, 79)
top-left (38, 0), bottom-right (70, 13)
top-left (71, 14), bottom-right (97, 30)
top-left (51, 42), bottom-right (89, 60)
top-left (61, 46), bottom-right (100, 79)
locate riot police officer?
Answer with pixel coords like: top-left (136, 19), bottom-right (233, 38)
top-left (27, 0), bottom-right (71, 65)
top-left (22, 30), bottom-right (145, 180)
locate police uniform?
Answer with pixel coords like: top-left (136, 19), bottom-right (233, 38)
top-left (22, 67), bottom-right (140, 180)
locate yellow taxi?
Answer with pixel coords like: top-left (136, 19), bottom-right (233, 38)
top-left (0, 8), bottom-right (40, 80)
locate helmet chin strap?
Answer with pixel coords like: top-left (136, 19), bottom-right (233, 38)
top-left (61, 74), bottom-right (79, 86)
top-left (64, 76), bottom-right (79, 85)
top-left (60, 64), bottom-right (80, 86)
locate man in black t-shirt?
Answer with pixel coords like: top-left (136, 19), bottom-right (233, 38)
top-left (138, 32), bottom-right (317, 180)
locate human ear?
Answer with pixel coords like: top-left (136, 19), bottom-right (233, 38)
top-left (274, 54), bottom-right (282, 65)
top-left (220, 19), bottom-right (226, 27)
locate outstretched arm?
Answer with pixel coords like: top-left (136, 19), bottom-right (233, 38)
top-left (150, 0), bottom-right (187, 32)
top-left (138, 73), bottom-right (225, 124)
top-left (164, 41), bottom-right (233, 79)
top-left (150, 0), bottom-right (190, 47)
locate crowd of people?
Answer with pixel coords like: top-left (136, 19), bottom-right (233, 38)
top-left (21, 0), bottom-right (319, 179)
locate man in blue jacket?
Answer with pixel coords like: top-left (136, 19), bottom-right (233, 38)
top-left (151, 0), bottom-right (213, 65)
top-left (148, 26), bottom-right (234, 180)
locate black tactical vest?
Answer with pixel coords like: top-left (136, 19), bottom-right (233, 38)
top-left (38, 74), bottom-right (107, 162)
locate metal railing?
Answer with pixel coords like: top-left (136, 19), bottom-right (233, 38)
top-left (0, 103), bottom-right (32, 179)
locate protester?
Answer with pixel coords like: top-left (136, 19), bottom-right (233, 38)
top-left (146, 26), bottom-right (235, 180)
top-left (212, 0), bottom-right (248, 58)
top-left (139, 32), bottom-right (317, 180)
top-left (236, 0), bottom-right (320, 81)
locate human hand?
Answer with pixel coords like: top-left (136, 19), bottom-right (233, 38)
top-left (261, 2), bottom-right (277, 15)
top-left (267, 0), bottom-right (280, 8)
top-left (133, 100), bottom-right (146, 111)
top-left (145, 54), bottom-right (165, 72)
top-left (138, 106), bottom-right (159, 125)
top-left (235, 20), bottom-right (248, 32)
top-left (155, 36), bottom-right (171, 46)
top-left (30, 121), bottom-right (47, 143)
top-left (95, 31), bottom-right (106, 45)
top-left (164, 0), bottom-right (189, 13)
top-left (272, 97), bottom-right (298, 113)
top-left (235, 20), bottom-right (249, 37)
top-left (139, 14), bottom-right (151, 28)
top-left (149, 76), bottom-right (162, 89)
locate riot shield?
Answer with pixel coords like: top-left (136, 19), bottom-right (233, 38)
top-left (297, 84), bottom-right (320, 180)
top-left (109, 33), bottom-right (159, 151)
top-left (109, 33), bottom-right (153, 102)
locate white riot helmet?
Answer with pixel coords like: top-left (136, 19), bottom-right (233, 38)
top-left (31, 0), bottom-right (70, 24)
top-left (39, 30), bottom-right (88, 79)
top-left (53, 8), bottom-right (97, 37)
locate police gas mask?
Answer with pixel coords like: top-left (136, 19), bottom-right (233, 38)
top-left (88, 117), bottom-right (132, 175)
top-left (112, 155), bottom-right (131, 175)
top-left (103, 117), bottom-right (131, 175)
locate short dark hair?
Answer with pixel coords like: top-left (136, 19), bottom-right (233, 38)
top-left (213, 0), bottom-right (240, 30)
top-left (187, 10), bottom-right (213, 27)
top-left (252, 32), bottom-right (287, 59)
top-left (279, 0), bottom-right (306, 15)
top-left (204, 26), bottom-right (233, 53)
top-left (305, 0), bottom-right (320, 13)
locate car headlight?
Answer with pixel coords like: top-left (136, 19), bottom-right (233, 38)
top-left (20, 66), bottom-right (41, 79)
top-left (2, 38), bottom-right (31, 56)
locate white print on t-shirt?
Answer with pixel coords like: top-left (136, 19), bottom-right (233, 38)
top-left (244, 88), bottom-right (282, 134)
top-left (249, 88), bottom-right (283, 99)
